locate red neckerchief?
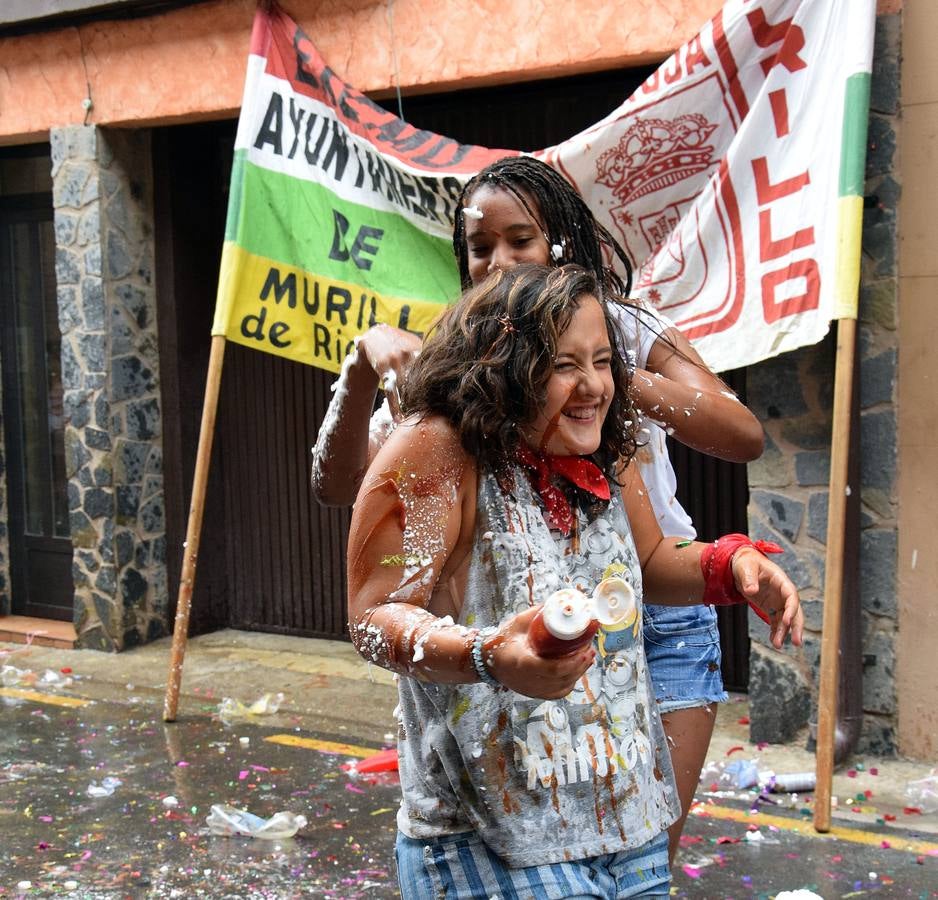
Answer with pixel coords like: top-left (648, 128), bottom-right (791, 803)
top-left (516, 444), bottom-right (611, 535)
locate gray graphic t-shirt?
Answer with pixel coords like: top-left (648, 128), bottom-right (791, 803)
top-left (395, 465), bottom-right (679, 867)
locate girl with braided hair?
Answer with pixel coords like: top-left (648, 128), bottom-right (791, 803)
top-left (313, 155), bottom-right (765, 862)
top-left (347, 263), bottom-right (801, 898)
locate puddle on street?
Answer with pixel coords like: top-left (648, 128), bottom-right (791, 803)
top-left (3, 690), bottom-right (936, 897)
top-left (0, 693), bottom-right (400, 898)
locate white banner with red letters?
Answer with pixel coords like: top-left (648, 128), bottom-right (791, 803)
top-left (539, 0), bottom-right (875, 371)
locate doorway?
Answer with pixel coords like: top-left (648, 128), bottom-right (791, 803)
top-left (0, 146), bottom-right (74, 621)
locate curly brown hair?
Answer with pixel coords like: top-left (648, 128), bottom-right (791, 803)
top-left (401, 264), bottom-right (639, 476)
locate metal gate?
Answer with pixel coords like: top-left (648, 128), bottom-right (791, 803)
top-left (220, 345), bottom-right (350, 638)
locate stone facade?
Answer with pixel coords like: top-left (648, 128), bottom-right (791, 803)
top-left (51, 125), bottom-right (168, 651)
top-left (746, 15), bottom-right (901, 755)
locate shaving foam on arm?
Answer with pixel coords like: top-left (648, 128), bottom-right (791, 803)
top-left (347, 418), bottom-right (479, 684)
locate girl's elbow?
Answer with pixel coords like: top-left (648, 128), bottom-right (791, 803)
top-left (311, 468), bottom-right (361, 507)
top-left (717, 414), bottom-right (764, 462)
top-left (737, 423), bottom-right (765, 462)
top-left (347, 610), bottom-right (370, 658)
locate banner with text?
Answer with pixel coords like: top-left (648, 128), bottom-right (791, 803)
top-left (212, 0), bottom-right (875, 373)
top-left (539, 0), bottom-right (875, 369)
top-left (211, 5), bottom-right (515, 374)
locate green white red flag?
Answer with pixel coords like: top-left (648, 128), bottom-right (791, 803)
top-left (212, 0), bottom-right (876, 374)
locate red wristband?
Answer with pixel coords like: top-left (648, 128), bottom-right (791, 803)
top-left (699, 533), bottom-right (783, 624)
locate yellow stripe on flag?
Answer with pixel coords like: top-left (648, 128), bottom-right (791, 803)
top-left (834, 195), bottom-right (864, 321)
top-left (212, 243), bottom-right (447, 374)
top-left (264, 733), bottom-right (379, 758)
top-left (0, 687), bottom-right (91, 708)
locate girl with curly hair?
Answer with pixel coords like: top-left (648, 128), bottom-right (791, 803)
top-left (347, 263), bottom-right (802, 899)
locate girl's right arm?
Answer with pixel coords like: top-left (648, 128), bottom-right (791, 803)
top-left (312, 325), bottom-right (422, 507)
top-left (346, 416), bottom-right (475, 681)
top-left (347, 419), bottom-right (592, 698)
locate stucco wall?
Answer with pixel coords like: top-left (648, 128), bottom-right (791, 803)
top-left (896, 0), bottom-right (938, 760)
top-left (0, 0), bottom-right (902, 144)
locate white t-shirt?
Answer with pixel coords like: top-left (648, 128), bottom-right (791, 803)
top-left (611, 302), bottom-right (696, 541)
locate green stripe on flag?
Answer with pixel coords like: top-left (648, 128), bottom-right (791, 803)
top-left (225, 148), bottom-right (246, 241)
top-left (226, 153), bottom-right (460, 303)
top-left (835, 73), bottom-right (872, 320)
top-left (839, 73), bottom-right (871, 198)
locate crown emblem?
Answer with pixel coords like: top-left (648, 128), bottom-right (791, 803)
top-left (596, 114), bottom-right (717, 207)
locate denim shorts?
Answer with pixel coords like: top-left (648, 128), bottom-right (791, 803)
top-left (395, 830), bottom-right (670, 899)
top-left (642, 603), bottom-right (728, 713)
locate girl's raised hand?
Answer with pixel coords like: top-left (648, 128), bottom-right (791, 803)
top-left (356, 324), bottom-right (422, 418)
top-left (731, 548), bottom-right (804, 650)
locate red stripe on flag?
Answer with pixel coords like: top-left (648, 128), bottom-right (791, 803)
top-left (253, 6), bottom-right (514, 175)
top-left (249, 5), bottom-right (273, 57)
top-left (769, 88), bottom-right (790, 138)
top-left (682, 159), bottom-right (747, 341)
top-left (712, 9), bottom-right (750, 122)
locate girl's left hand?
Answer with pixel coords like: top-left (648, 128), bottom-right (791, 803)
top-left (731, 547), bottom-right (804, 649)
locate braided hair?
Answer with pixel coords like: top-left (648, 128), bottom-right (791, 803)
top-left (452, 155), bottom-right (633, 297)
top-left (451, 154), bottom-right (708, 378)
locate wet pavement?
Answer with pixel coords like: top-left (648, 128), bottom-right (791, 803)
top-left (1, 693), bottom-right (401, 898)
top-left (2, 629), bottom-right (937, 898)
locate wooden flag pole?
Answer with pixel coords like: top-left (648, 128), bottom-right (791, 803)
top-left (812, 50), bottom-right (874, 831)
top-left (163, 334), bottom-right (227, 722)
top-left (813, 314), bottom-right (856, 832)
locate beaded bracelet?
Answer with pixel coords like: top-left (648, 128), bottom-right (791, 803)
top-left (470, 629), bottom-right (500, 688)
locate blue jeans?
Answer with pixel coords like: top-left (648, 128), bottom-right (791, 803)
top-left (643, 603), bottom-right (728, 713)
top-left (395, 830), bottom-right (670, 899)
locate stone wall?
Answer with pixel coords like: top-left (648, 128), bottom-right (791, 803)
top-left (745, 14), bottom-right (901, 755)
top-left (52, 125), bottom-right (168, 651)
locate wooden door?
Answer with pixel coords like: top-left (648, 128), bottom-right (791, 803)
top-left (0, 183), bottom-right (74, 620)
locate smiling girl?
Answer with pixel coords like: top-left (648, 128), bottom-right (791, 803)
top-left (347, 264), bottom-right (802, 899)
top-left (315, 157), bottom-right (766, 862)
